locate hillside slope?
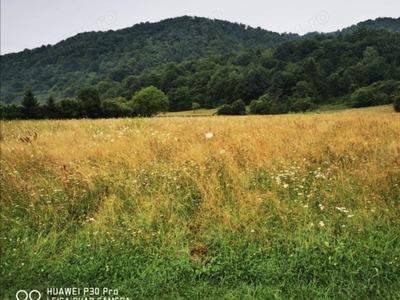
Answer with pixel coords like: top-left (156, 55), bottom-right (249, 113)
top-left (337, 17), bottom-right (400, 34)
top-left (0, 16), bottom-right (297, 103)
top-left (1, 16), bottom-right (399, 108)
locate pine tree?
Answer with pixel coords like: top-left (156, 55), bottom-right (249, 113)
top-left (21, 90), bottom-right (40, 119)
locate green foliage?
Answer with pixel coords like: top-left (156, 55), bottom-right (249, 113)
top-left (1, 16), bottom-right (293, 104)
top-left (250, 93), bottom-right (288, 115)
top-left (168, 86), bottom-right (190, 111)
top-left (44, 96), bottom-right (59, 119)
top-left (216, 104), bottom-right (232, 115)
top-left (77, 86), bottom-right (102, 118)
top-left (249, 99), bottom-right (266, 114)
top-left (1, 17), bottom-right (400, 118)
top-left (230, 99), bottom-right (246, 115)
top-left (351, 86), bottom-right (377, 108)
top-left (339, 17), bottom-right (400, 34)
top-left (129, 86), bottom-right (169, 117)
top-left (0, 102), bottom-right (22, 119)
top-left (191, 102), bottom-right (201, 113)
top-left (56, 98), bottom-right (84, 119)
top-left (394, 90), bottom-right (400, 112)
top-left (101, 97), bottom-right (133, 118)
top-left (21, 90), bottom-right (40, 119)
top-left (291, 97), bottom-right (313, 112)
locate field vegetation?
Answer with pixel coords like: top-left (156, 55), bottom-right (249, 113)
top-left (1, 106), bottom-right (399, 299)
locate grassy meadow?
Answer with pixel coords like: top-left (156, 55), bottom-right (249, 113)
top-left (1, 106), bottom-right (399, 299)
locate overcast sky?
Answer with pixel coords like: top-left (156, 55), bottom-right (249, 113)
top-left (1, 0), bottom-right (399, 54)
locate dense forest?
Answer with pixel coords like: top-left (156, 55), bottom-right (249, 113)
top-left (1, 16), bottom-right (400, 118)
top-left (1, 16), bottom-right (297, 103)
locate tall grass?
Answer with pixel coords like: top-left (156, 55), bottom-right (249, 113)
top-left (1, 106), bottom-right (399, 299)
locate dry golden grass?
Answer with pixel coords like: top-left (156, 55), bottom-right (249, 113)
top-left (1, 106), bottom-right (399, 237)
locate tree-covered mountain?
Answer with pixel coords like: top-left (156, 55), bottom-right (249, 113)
top-left (1, 16), bottom-right (400, 118)
top-left (0, 16), bottom-right (298, 104)
top-left (337, 17), bottom-right (400, 35)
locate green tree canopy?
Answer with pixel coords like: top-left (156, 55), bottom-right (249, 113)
top-left (129, 86), bottom-right (169, 117)
top-left (77, 86), bottom-right (102, 118)
top-left (191, 102), bottom-right (201, 113)
top-left (351, 86), bottom-right (377, 108)
top-left (101, 97), bottom-right (132, 118)
top-left (56, 98), bottom-right (84, 119)
top-left (394, 89), bottom-right (400, 112)
top-left (231, 99), bottom-right (246, 115)
top-left (44, 96), bottom-right (59, 119)
top-left (21, 89), bottom-right (40, 119)
top-left (217, 104), bottom-right (232, 115)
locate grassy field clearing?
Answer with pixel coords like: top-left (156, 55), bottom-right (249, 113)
top-left (163, 107), bottom-right (219, 116)
top-left (1, 106), bottom-right (399, 299)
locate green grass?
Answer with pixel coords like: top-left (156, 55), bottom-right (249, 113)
top-left (1, 107), bottom-right (399, 299)
top-left (163, 108), bottom-right (219, 116)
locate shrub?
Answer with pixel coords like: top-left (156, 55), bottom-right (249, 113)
top-left (102, 97), bottom-right (133, 118)
top-left (351, 87), bottom-right (376, 108)
top-left (217, 104), bottom-right (232, 115)
top-left (291, 97), bottom-right (313, 112)
top-left (192, 102), bottom-right (201, 113)
top-left (231, 99), bottom-right (246, 115)
top-left (249, 100), bottom-right (264, 114)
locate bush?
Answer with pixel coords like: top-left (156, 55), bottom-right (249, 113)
top-left (192, 102), bottom-right (201, 113)
top-left (249, 94), bottom-right (288, 115)
top-left (56, 98), bottom-right (84, 119)
top-left (231, 99), bottom-right (246, 115)
top-left (0, 103), bottom-right (23, 120)
top-left (291, 97), bottom-right (313, 112)
top-left (351, 87), bottom-right (376, 108)
top-left (249, 100), bottom-right (265, 114)
top-left (102, 97), bottom-right (133, 118)
top-left (217, 104), bottom-right (232, 115)
top-left (370, 80), bottom-right (400, 105)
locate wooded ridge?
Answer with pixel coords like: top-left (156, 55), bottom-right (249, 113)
top-left (1, 16), bottom-right (399, 118)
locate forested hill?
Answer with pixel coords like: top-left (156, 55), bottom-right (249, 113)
top-left (1, 16), bottom-right (399, 115)
top-left (0, 16), bottom-right (297, 103)
top-left (337, 17), bottom-right (400, 34)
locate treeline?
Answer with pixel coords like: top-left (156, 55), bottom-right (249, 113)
top-left (337, 17), bottom-right (400, 35)
top-left (0, 86), bottom-right (171, 120)
top-left (121, 27), bottom-right (400, 113)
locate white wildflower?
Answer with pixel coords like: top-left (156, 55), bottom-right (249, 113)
top-left (205, 132), bottom-right (214, 139)
top-left (335, 207), bottom-right (349, 213)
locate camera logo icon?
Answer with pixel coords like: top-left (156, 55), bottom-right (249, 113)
top-left (16, 290), bottom-right (41, 300)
